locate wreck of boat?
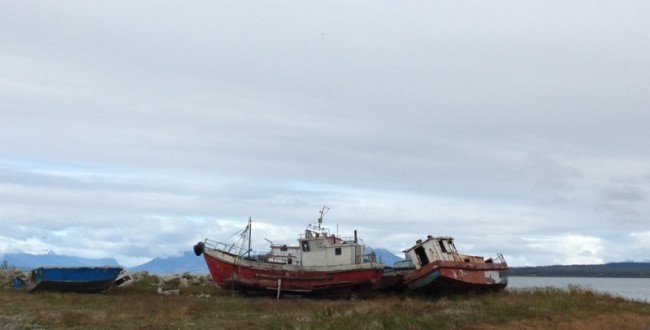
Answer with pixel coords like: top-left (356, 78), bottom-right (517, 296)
top-left (401, 235), bottom-right (508, 294)
top-left (193, 207), bottom-right (384, 298)
top-left (12, 266), bottom-right (124, 293)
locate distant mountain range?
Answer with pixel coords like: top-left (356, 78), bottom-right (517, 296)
top-left (2, 252), bottom-right (120, 271)
top-left (2, 248), bottom-right (404, 275)
top-left (129, 251), bottom-right (208, 274)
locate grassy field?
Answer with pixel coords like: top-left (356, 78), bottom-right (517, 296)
top-left (1, 278), bottom-right (649, 330)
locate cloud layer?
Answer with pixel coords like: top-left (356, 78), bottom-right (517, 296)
top-left (1, 1), bottom-right (649, 266)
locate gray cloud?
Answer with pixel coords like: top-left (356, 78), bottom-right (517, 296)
top-left (1, 1), bottom-right (649, 266)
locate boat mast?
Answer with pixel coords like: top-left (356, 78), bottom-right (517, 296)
top-left (247, 217), bottom-right (252, 259)
top-left (318, 206), bottom-right (329, 229)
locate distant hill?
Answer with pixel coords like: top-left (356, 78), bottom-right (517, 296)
top-left (1, 252), bottom-right (120, 271)
top-left (509, 262), bottom-right (650, 278)
top-left (369, 248), bottom-right (404, 266)
top-left (129, 251), bottom-right (208, 274)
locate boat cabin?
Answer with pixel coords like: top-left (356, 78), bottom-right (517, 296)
top-left (404, 235), bottom-right (488, 269)
top-left (264, 226), bottom-right (369, 267)
top-left (266, 244), bottom-right (302, 265)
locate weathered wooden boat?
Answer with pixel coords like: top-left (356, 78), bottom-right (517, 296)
top-left (401, 235), bottom-right (508, 293)
top-left (193, 207), bottom-right (384, 298)
top-left (12, 266), bottom-right (124, 293)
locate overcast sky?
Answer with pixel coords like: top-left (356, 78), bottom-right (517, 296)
top-left (1, 1), bottom-right (649, 267)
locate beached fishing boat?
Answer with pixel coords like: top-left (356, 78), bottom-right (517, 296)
top-left (401, 235), bottom-right (508, 293)
top-left (193, 207), bottom-right (384, 298)
top-left (12, 266), bottom-right (124, 293)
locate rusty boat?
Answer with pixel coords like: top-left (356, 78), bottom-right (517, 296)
top-left (401, 235), bottom-right (508, 293)
top-left (193, 207), bottom-right (384, 298)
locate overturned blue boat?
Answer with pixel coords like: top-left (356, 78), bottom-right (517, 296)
top-left (12, 266), bottom-right (124, 293)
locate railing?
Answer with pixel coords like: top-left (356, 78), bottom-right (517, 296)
top-left (300, 226), bottom-right (363, 245)
top-left (204, 238), bottom-right (291, 263)
top-left (204, 238), bottom-right (251, 258)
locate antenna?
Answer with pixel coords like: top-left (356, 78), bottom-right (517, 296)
top-left (247, 217), bottom-right (252, 259)
top-left (317, 205), bottom-right (329, 229)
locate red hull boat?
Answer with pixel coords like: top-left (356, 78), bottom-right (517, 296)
top-left (194, 208), bottom-right (384, 298)
top-left (401, 235), bottom-right (508, 294)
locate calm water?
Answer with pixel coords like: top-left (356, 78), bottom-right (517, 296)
top-left (508, 276), bottom-right (650, 303)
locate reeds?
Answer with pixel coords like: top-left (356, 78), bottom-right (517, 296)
top-left (1, 281), bottom-right (649, 329)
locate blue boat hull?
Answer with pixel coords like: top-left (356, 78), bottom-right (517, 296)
top-left (23, 267), bottom-right (123, 293)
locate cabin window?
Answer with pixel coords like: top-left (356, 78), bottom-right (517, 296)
top-left (335, 247), bottom-right (342, 255)
top-left (414, 246), bottom-right (429, 266)
top-left (287, 258), bottom-right (292, 265)
top-left (438, 241), bottom-right (447, 253)
top-left (280, 245), bottom-right (288, 252)
top-left (301, 241), bottom-right (310, 252)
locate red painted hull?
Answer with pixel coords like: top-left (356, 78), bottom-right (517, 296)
top-left (203, 249), bottom-right (384, 297)
top-left (403, 261), bottom-right (508, 294)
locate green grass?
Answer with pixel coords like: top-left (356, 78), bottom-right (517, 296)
top-left (1, 281), bottom-right (649, 329)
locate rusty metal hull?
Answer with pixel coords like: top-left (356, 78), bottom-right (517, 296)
top-left (202, 248), bottom-right (384, 297)
top-left (403, 261), bottom-right (508, 294)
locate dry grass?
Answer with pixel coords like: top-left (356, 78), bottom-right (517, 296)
top-left (1, 281), bottom-right (649, 329)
